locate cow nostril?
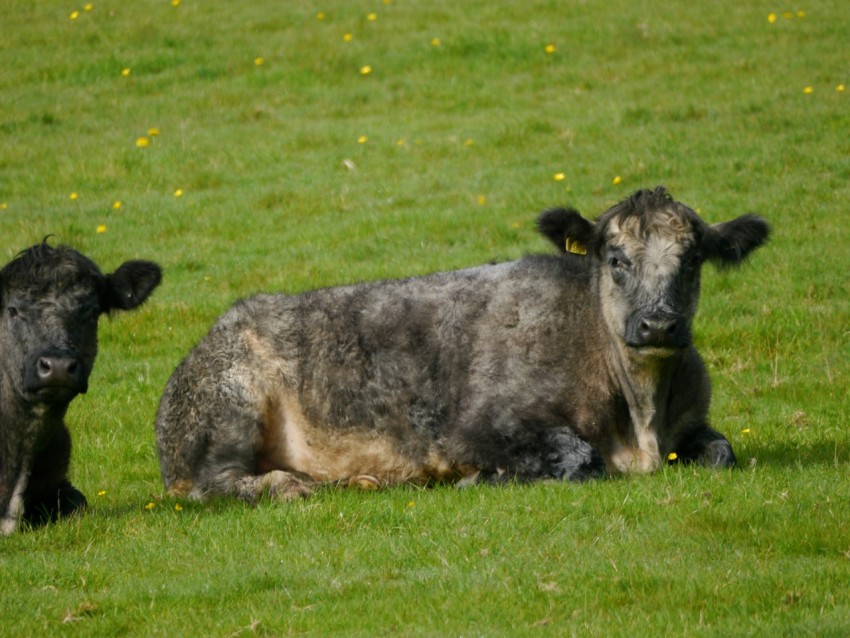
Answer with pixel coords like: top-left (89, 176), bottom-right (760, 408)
top-left (665, 320), bottom-right (678, 335)
top-left (37, 357), bottom-right (53, 379)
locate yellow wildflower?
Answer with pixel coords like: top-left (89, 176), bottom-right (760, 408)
top-left (477, 195), bottom-right (487, 206)
top-left (147, 127), bottom-right (160, 136)
top-left (174, 503), bottom-right (183, 512)
top-left (343, 33), bottom-right (353, 42)
top-left (97, 490), bottom-right (107, 497)
top-left (367, 13), bottom-right (377, 21)
top-left (612, 175), bottom-right (623, 185)
top-left (464, 139), bottom-right (474, 146)
top-left (144, 502), bottom-right (156, 510)
top-left (174, 188), bottom-right (184, 197)
top-left (396, 138), bottom-right (406, 146)
top-left (96, 224), bottom-right (107, 234)
top-left (796, 10), bottom-right (805, 18)
top-left (316, 11), bottom-right (326, 20)
top-left (0, 203), bottom-right (7, 210)
top-left (69, 192), bottom-right (79, 200)
top-left (70, 10), bottom-right (80, 20)
top-left (803, 86), bottom-right (813, 94)
top-left (358, 135), bottom-right (368, 144)
top-left (545, 44), bottom-right (556, 54)
top-left (136, 136), bottom-right (150, 148)
top-left (836, 84), bottom-right (845, 92)
top-left (112, 201), bottom-right (122, 209)
top-left (767, 13), bottom-right (777, 23)
top-left (407, 501), bottom-right (415, 508)
top-left (360, 65), bottom-right (372, 75)
top-left (667, 452), bottom-right (678, 461)
top-left (121, 68), bottom-right (131, 77)
top-left (553, 172), bottom-right (565, 181)
top-left (172, 0), bottom-right (180, 6)
top-left (431, 38), bottom-right (441, 47)
top-left (254, 57), bottom-right (264, 66)
top-left (84, 3), bottom-right (93, 10)
top-left (742, 428), bottom-right (751, 435)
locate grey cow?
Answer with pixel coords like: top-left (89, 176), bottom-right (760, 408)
top-left (1, 242), bottom-right (161, 533)
top-left (155, 187), bottom-right (769, 501)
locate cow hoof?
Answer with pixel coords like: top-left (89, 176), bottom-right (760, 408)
top-left (348, 475), bottom-right (380, 490)
top-left (248, 471), bottom-right (314, 501)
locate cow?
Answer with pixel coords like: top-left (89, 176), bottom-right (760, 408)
top-left (1, 241), bottom-right (161, 534)
top-left (154, 187), bottom-right (769, 502)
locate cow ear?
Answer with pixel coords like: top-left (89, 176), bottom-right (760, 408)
top-left (537, 208), bottom-right (594, 255)
top-left (104, 260), bottom-right (162, 311)
top-left (702, 214), bottom-right (770, 268)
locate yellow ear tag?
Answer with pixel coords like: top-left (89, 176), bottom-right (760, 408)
top-left (565, 238), bottom-right (587, 255)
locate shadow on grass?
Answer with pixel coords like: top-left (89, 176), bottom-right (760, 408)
top-left (742, 439), bottom-right (849, 470)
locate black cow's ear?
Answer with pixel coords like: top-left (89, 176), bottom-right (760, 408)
top-left (104, 260), bottom-right (162, 311)
top-left (537, 208), bottom-right (594, 255)
top-left (702, 214), bottom-right (770, 268)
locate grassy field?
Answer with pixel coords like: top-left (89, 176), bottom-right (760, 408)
top-left (2, 0), bottom-right (849, 635)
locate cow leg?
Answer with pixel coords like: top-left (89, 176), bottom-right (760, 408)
top-left (675, 427), bottom-right (737, 468)
top-left (188, 405), bottom-right (315, 502)
top-left (453, 420), bottom-right (606, 484)
top-left (21, 424), bottom-right (86, 528)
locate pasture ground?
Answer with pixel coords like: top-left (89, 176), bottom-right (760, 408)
top-left (1, 1), bottom-right (848, 635)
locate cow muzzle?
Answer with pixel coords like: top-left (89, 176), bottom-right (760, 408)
top-left (624, 312), bottom-right (690, 351)
top-left (23, 350), bottom-right (90, 400)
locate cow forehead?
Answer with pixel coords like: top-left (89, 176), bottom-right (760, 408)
top-left (605, 208), bottom-right (696, 260)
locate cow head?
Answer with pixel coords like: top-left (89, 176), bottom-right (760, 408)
top-left (538, 187), bottom-right (769, 357)
top-left (0, 241), bottom-right (162, 405)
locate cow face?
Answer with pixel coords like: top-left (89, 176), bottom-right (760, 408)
top-left (538, 187), bottom-right (770, 356)
top-left (0, 242), bottom-right (162, 405)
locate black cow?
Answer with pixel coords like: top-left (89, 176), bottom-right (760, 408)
top-left (1, 242), bottom-right (161, 533)
top-left (155, 187), bottom-right (768, 501)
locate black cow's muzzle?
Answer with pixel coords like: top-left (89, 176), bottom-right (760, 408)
top-left (23, 349), bottom-right (90, 401)
top-left (625, 312), bottom-right (690, 351)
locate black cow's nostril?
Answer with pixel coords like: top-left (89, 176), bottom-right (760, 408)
top-left (37, 357), bottom-right (53, 379)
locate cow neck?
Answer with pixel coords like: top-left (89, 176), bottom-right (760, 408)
top-left (604, 339), bottom-right (680, 473)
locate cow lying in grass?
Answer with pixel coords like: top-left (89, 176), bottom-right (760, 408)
top-left (1, 242), bottom-right (161, 533)
top-left (155, 187), bottom-right (769, 501)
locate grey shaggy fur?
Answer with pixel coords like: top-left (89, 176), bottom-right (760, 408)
top-left (155, 187), bottom-right (769, 501)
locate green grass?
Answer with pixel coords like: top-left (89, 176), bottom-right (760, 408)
top-left (1, 0), bottom-right (849, 635)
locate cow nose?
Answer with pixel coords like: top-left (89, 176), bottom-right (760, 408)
top-left (638, 316), bottom-right (678, 342)
top-left (36, 355), bottom-right (82, 387)
top-left (626, 312), bottom-right (687, 349)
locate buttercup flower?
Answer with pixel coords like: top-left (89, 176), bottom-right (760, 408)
top-left (768, 13), bottom-right (777, 23)
top-left (431, 38), bottom-right (441, 47)
top-left (612, 175), bottom-right (623, 185)
top-left (84, 3), bottom-right (93, 10)
top-left (97, 490), bottom-right (106, 497)
top-left (343, 33), bottom-right (353, 42)
top-left (316, 12), bottom-right (326, 20)
top-left (837, 84), bottom-right (846, 92)
top-left (147, 127), bottom-right (159, 136)
top-left (69, 192), bottom-right (79, 200)
top-left (358, 135), bottom-right (368, 144)
top-left (70, 10), bottom-right (80, 20)
top-left (360, 65), bottom-right (372, 75)
top-left (545, 44), bottom-right (556, 54)
top-left (254, 57), bottom-right (264, 66)
top-left (174, 503), bottom-right (183, 512)
top-left (121, 68), bottom-right (131, 77)
top-left (174, 188), bottom-right (184, 197)
top-left (553, 172), bottom-right (565, 181)
top-left (96, 224), bottom-right (107, 234)
top-left (144, 502), bottom-right (156, 510)
top-left (112, 201), bottom-right (122, 209)
top-left (667, 452), bottom-right (678, 461)
top-left (367, 13), bottom-right (377, 21)
top-left (803, 86), bottom-right (813, 94)
top-left (477, 195), bottom-right (487, 206)
top-left (136, 136), bottom-right (150, 148)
